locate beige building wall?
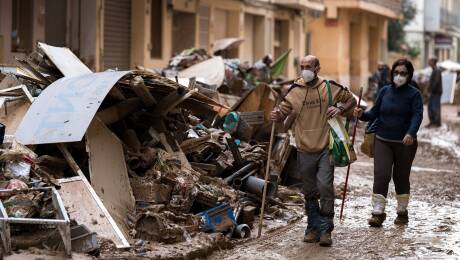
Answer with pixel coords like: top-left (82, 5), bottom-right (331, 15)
top-left (130, 0), bottom-right (307, 79)
top-left (81, 0), bottom-right (101, 71)
top-left (309, 7), bottom-right (390, 93)
top-left (1, 0), bottom-right (399, 88)
top-left (0, 0), bottom-right (45, 65)
top-left (309, 10), bottom-right (350, 85)
top-left (0, 0), bottom-right (100, 70)
top-left (1, 0), bottom-right (314, 80)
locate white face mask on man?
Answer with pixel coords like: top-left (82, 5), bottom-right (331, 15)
top-left (393, 75), bottom-right (407, 87)
top-left (301, 69), bottom-right (316, 83)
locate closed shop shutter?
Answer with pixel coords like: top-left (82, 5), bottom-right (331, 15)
top-left (103, 0), bottom-right (131, 70)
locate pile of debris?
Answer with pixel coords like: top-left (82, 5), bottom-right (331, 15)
top-left (156, 38), bottom-right (291, 101)
top-left (0, 43), bottom-right (303, 258)
top-left (164, 48), bottom-right (213, 75)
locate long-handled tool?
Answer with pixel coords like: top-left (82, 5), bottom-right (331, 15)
top-left (257, 121), bottom-right (276, 238)
top-left (257, 86), bottom-right (281, 238)
top-left (339, 87), bottom-right (363, 221)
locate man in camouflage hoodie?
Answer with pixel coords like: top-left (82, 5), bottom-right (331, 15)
top-left (270, 55), bottom-right (356, 246)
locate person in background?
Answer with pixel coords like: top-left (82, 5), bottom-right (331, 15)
top-left (372, 62), bottom-right (391, 99)
top-left (354, 58), bottom-right (423, 227)
top-left (253, 54), bottom-right (273, 83)
top-left (456, 71), bottom-right (460, 116)
top-left (427, 57), bottom-right (443, 127)
top-left (270, 55), bottom-right (356, 246)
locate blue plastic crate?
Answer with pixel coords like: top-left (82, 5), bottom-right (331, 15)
top-left (198, 203), bottom-right (236, 232)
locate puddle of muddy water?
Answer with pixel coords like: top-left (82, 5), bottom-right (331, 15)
top-left (331, 193), bottom-right (460, 259)
top-left (209, 123), bottom-right (460, 260)
top-left (211, 195), bottom-right (460, 260)
top-left (418, 124), bottom-right (460, 158)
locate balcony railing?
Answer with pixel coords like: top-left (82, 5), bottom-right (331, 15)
top-left (325, 0), bottom-right (401, 18)
top-left (361, 0), bottom-right (401, 13)
top-left (270, 0), bottom-right (325, 11)
top-left (441, 8), bottom-right (460, 30)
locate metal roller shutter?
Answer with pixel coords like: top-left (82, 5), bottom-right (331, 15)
top-left (103, 0), bottom-right (131, 70)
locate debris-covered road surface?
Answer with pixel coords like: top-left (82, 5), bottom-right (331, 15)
top-left (210, 123), bottom-right (460, 259)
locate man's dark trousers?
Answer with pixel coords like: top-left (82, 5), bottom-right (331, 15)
top-left (298, 148), bottom-right (335, 236)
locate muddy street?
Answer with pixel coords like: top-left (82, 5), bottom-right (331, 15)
top-left (210, 122), bottom-right (460, 259)
top-left (1, 0), bottom-right (460, 256)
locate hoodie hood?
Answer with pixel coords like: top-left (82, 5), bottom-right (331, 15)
top-left (294, 76), bottom-right (324, 89)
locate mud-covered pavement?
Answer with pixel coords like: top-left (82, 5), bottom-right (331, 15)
top-left (210, 121), bottom-right (460, 259)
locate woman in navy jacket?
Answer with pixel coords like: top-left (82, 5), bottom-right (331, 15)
top-left (354, 58), bottom-right (423, 227)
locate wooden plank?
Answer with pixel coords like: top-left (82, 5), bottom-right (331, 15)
top-left (190, 162), bottom-right (217, 171)
top-left (180, 135), bottom-right (211, 153)
top-left (38, 42), bottom-right (93, 77)
top-left (130, 76), bottom-right (156, 106)
top-left (159, 133), bottom-right (174, 153)
top-left (21, 85), bottom-right (34, 103)
top-left (85, 118), bottom-right (135, 238)
top-left (226, 137), bottom-right (244, 167)
top-left (271, 134), bottom-right (293, 176)
top-left (96, 97), bottom-right (143, 125)
top-left (160, 88), bottom-right (198, 116)
top-left (173, 141), bottom-right (193, 170)
top-left (0, 99), bottom-right (30, 135)
top-left (240, 111), bottom-right (265, 125)
top-left (155, 87), bottom-right (199, 116)
top-left (15, 59), bottom-right (51, 85)
top-left (0, 85), bottom-right (24, 94)
top-left (57, 144), bottom-right (130, 248)
top-left (0, 75), bottom-right (22, 90)
top-left (108, 87), bottom-right (126, 101)
top-left (217, 93), bottom-right (240, 108)
top-left (57, 177), bottom-right (127, 247)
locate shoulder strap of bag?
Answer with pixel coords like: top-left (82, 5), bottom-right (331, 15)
top-left (326, 79), bottom-right (352, 131)
top-left (325, 80), bottom-right (333, 106)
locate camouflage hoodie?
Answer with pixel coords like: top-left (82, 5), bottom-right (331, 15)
top-left (278, 76), bottom-right (354, 153)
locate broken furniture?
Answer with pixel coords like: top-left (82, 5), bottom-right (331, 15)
top-left (0, 41), bottom-right (303, 258)
top-left (0, 187), bottom-right (71, 256)
top-left (71, 224), bottom-right (98, 253)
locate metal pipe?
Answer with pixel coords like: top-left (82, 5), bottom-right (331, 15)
top-left (232, 169), bottom-right (258, 190)
top-left (242, 176), bottom-right (276, 198)
top-left (240, 169), bottom-right (258, 181)
top-left (232, 178), bottom-right (242, 190)
top-left (0, 217), bottom-right (68, 225)
top-left (233, 224), bottom-right (251, 238)
top-left (223, 162), bottom-right (257, 184)
top-left (127, 158), bottom-right (141, 170)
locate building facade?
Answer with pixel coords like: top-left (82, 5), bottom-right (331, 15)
top-left (0, 0), bottom-right (400, 90)
top-left (308, 0), bottom-right (401, 92)
top-left (130, 0), bottom-right (327, 78)
top-left (405, 0), bottom-right (460, 69)
top-left (0, 0), bottom-right (325, 79)
top-left (0, 0), bottom-right (102, 71)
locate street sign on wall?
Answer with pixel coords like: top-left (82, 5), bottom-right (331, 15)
top-left (435, 34), bottom-right (454, 47)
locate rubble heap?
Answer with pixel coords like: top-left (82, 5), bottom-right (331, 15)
top-left (0, 43), bottom-right (302, 258)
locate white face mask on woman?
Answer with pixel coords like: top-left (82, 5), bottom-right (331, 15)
top-left (302, 69), bottom-right (315, 83)
top-left (393, 75), bottom-right (407, 87)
